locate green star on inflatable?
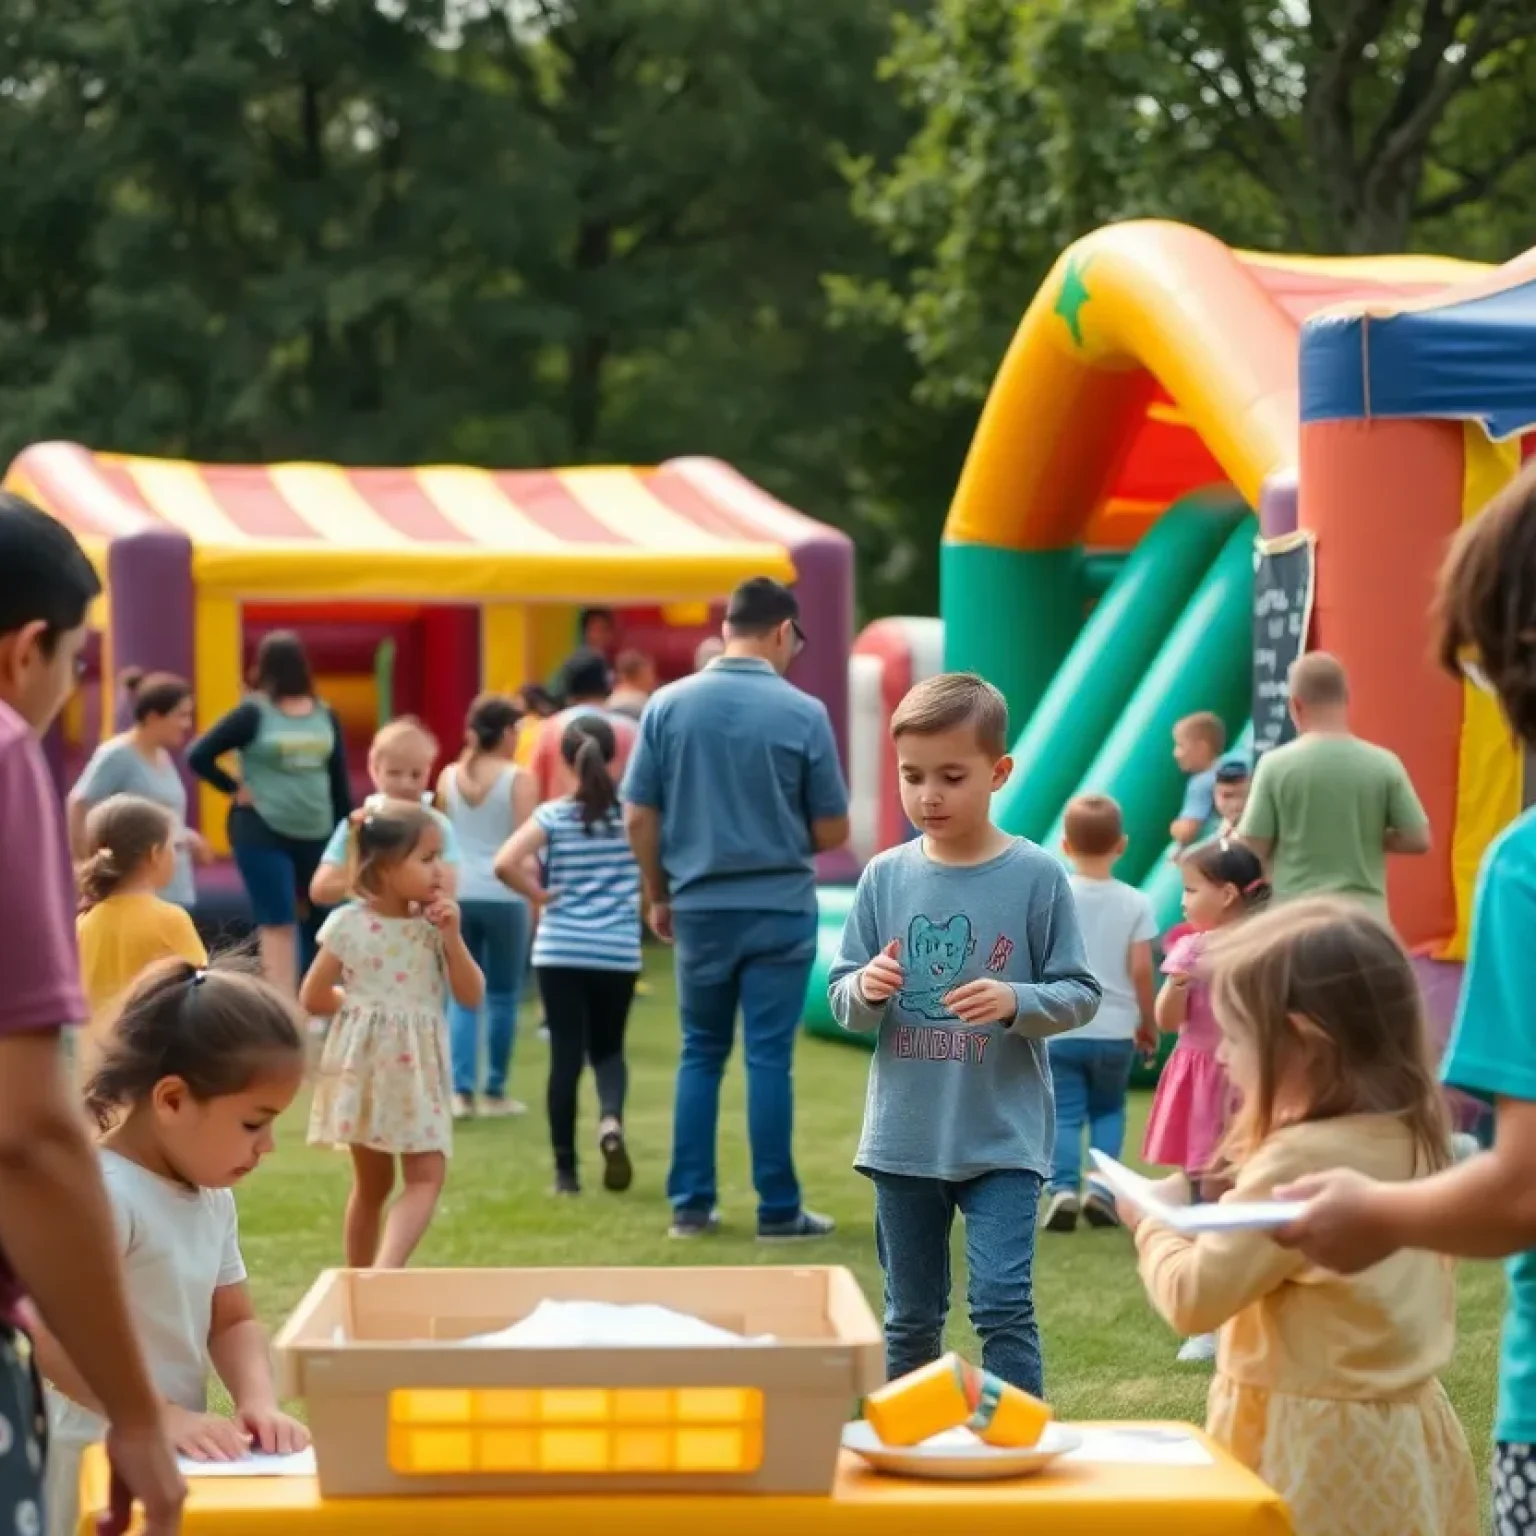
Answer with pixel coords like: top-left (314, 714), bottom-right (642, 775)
top-left (1055, 254), bottom-right (1092, 346)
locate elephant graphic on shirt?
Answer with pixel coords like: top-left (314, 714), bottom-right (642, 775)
top-left (898, 913), bottom-right (976, 1020)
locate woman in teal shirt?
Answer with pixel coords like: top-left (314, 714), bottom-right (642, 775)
top-left (1275, 463), bottom-right (1536, 1534)
top-left (188, 630), bottom-right (351, 995)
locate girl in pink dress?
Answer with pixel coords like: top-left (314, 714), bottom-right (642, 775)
top-left (1142, 838), bottom-right (1269, 1361)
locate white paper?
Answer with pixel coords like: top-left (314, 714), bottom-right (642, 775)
top-left (1063, 1426), bottom-right (1213, 1467)
top-left (177, 1447), bottom-right (316, 1479)
top-left (461, 1299), bottom-right (774, 1348)
top-left (1088, 1151), bottom-right (1306, 1233)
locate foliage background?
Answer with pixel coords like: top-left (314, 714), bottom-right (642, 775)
top-left (3, 0), bottom-right (1533, 618)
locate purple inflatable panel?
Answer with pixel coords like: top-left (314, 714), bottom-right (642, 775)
top-left (784, 530), bottom-right (854, 773)
top-left (108, 529), bottom-right (199, 823)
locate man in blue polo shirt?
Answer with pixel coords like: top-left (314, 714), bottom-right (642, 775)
top-left (622, 577), bottom-right (850, 1240)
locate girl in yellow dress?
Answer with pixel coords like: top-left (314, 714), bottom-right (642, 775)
top-left (1123, 897), bottom-right (1477, 1536)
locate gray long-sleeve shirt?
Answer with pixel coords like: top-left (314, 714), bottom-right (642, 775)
top-left (829, 838), bottom-right (1100, 1182)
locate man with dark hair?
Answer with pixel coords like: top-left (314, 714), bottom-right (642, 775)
top-left (0, 494), bottom-right (184, 1533)
top-left (622, 576), bottom-right (849, 1240)
top-left (578, 607), bottom-right (617, 657)
top-left (531, 647), bottom-right (637, 802)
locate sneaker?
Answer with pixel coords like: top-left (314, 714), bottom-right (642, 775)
top-left (553, 1170), bottom-right (581, 1196)
top-left (1450, 1131), bottom-right (1481, 1163)
top-left (598, 1119), bottom-right (633, 1192)
top-left (1043, 1190), bottom-right (1079, 1232)
top-left (451, 1093), bottom-right (475, 1121)
top-left (1082, 1186), bottom-right (1120, 1228)
top-left (668, 1208), bottom-right (722, 1239)
top-left (1176, 1332), bottom-right (1218, 1363)
top-left (757, 1209), bottom-right (836, 1242)
top-left (480, 1096), bottom-right (527, 1118)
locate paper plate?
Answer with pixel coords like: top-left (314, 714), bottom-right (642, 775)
top-left (841, 1420), bottom-right (1082, 1481)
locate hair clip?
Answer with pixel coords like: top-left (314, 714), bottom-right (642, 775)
top-left (190, 967), bottom-right (207, 987)
top-left (1242, 878), bottom-right (1266, 895)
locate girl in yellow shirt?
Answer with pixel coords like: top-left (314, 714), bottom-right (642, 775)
top-left (76, 794), bottom-right (207, 1077)
top-left (1122, 898), bottom-right (1477, 1536)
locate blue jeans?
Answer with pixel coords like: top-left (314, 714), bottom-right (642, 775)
top-left (449, 898), bottom-right (530, 1098)
top-left (1047, 1036), bottom-right (1136, 1194)
top-left (872, 1170), bottom-right (1044, 1394)
top-left (668, 907), bottom-right (816, 1225)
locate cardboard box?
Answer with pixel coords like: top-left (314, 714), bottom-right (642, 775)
top-left (274, 1265), bottom-right (884, 1498)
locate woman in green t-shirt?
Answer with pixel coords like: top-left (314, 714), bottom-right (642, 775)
top-left (188, 631), bottom-right (351, 995)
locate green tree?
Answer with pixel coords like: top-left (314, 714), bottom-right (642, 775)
top-left (0, 1), bottom-right (929, 503)
top-left (847, 0), bottom-right (1536, 407)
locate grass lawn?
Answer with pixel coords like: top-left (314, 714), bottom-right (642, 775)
top-left (242, 949), bottom-right (1500, 1467)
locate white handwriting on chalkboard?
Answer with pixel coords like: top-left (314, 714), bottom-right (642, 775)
top-left (1255, 587), bottom-right (1292, 618)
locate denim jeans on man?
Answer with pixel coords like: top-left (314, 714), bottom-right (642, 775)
top-left (621, 654), bottom-right (849, 1224)
top-left (1047, 1035), bottom-right (1137, 1194)
top-left (449, 897), bottom-right (530, 1098)
top-left (668, 908), bottom-right (818, 1225)
top-left (873, 1169), bottom-right (1044, 1393)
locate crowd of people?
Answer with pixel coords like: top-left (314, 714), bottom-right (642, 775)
top-left (6, 459), bottom-right (1536, 1535)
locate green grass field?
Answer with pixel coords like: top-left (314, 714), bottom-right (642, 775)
top-left (241, 951), bottom-right (1500, 1464)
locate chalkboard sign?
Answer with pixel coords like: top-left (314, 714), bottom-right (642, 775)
top-left (1252, 531), bottom-right (1316, 762)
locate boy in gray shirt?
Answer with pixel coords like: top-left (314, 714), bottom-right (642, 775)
top-left (829, 674), bottom-right (1099, 1393)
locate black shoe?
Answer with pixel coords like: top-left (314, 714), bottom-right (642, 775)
top-left (757, 1208), bottom-right (835, 1242)
top-left (553, 1169), bottom-right (581, 1196)
top-left (1043, 1191), bottom-right (1079, 1232)
top-left (599, 1123), bottom-right (633, 1192)
top-left (1082, 1188), bottom-right (1120, 1228)
top-left (668, 1208), bottom-right (721, 1239)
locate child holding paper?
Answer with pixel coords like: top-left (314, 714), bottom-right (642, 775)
top-left (34, 960), bottom-right (311, 1536)
top-left (1121, 898), bottom-right (1477, 1536)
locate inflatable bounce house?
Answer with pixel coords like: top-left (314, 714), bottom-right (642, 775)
top-left (812, 220), bottom-right (1536, 1042)
top-left (7, 448), bottom-right (853, 866)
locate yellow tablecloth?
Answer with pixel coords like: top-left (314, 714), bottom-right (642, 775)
top-left (80, 1425), bottom-right (1290, 1535)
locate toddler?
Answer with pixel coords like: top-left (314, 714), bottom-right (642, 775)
top-left (1143, 838), bottom-right (1268, 1361)
top-left (1169, 711), bottom-right (1227, 850)
top-left (309, 716), bottom-right (462, 908)
top-left (34, 959), bottom-right (310, 1536)
top-left (76, 794), bottom-right (207, 1080)
top-left (1044, 794), bottom-right (1157, 1232)
top-left (1211, 759), bottom-right (1250, 840)
top-left (1125, 900), bottom-right (1477, 1536)
top-left (829, 673), bottom-right (1100, 1393)
top-left (302, 804), bottom-right (484, 1268)
top-left (495, 717), bottom-right (642, 1196)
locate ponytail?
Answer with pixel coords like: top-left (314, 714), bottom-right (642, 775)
top-left (77, 847), bottom-right (127, 910)
top-left (560, 715), bottom-right (618, 832)
top-left (77, 794), bottom-right (176, 911)
top-left (460, 692), bottom-right (522, 762)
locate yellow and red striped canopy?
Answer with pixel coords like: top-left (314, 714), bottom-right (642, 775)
top-left (6, 442), bottom-right (811, 602)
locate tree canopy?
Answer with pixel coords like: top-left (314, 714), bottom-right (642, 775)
top-left (1, 0), bottom-right (1534, 619)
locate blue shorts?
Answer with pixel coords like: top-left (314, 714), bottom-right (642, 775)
top-left (232, 835), bottom-right (328, 927)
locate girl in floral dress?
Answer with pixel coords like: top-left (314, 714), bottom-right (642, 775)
top-left (302, 804), bottom-right (484, 1268)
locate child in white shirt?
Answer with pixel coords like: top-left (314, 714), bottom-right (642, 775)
top-left (1045, 795), bottom-right (1157, 1231)
top-left (32, 959), bottom-right (309, 1536)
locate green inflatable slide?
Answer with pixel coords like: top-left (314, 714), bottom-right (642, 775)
top-left (803, 497), bottom-right (1257, 1048)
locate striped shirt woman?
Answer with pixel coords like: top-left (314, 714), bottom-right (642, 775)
top-left (494, 715), bottom-right (641, 1195)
